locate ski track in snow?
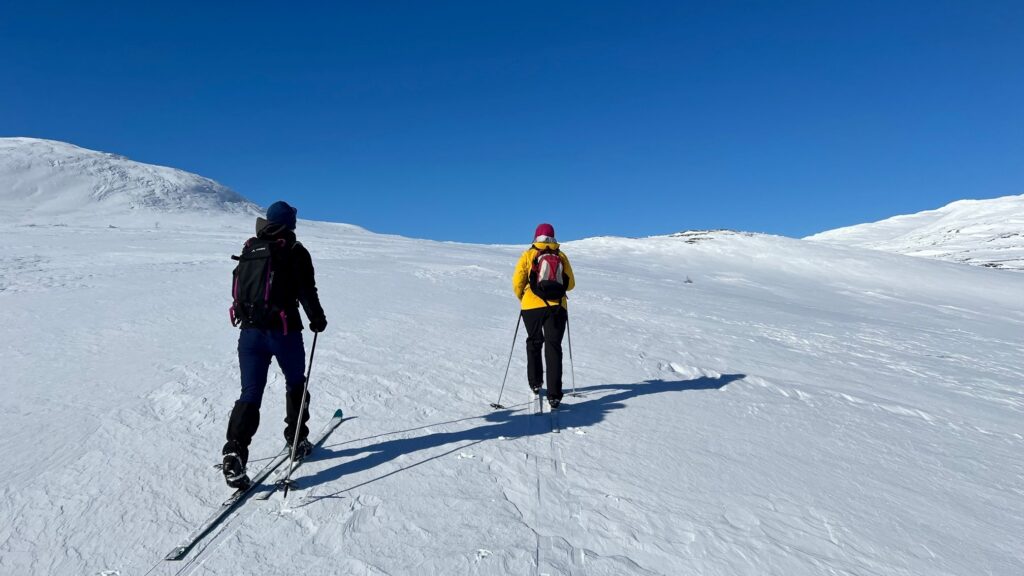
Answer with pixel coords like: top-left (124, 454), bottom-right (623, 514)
top-left (1, 218), bottom-right (1022, 575)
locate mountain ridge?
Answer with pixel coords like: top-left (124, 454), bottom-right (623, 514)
top-left (807, 194), bottom-right (1024, 271)
top-left (0, 137), bottom-right (260, 220)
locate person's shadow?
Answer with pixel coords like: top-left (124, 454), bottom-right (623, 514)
top-left (295, 374), bottom-right (746, 505)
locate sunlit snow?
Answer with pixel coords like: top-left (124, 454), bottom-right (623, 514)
top-left (1, 139), bottom-right (1021, 575)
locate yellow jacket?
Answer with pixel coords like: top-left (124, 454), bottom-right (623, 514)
top-left (513, 242), bottom-right (576, 310)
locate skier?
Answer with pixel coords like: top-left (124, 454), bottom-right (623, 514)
top-left (512, 223), bottom-right (575, 409)
top-left (221, 201), bottom-right (328, 489)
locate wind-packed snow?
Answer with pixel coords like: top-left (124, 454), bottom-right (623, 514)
top-left (0, 138), bottom-right (260, 221)
top-left (807, 194), bottom-right (1024, 271)
top-left (1, 211), bottom-right (1021, 575)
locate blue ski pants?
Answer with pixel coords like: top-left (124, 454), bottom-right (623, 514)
top-left (237, 329), bottom-right (306, 406)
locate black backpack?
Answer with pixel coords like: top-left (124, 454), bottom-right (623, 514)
top-left (529, 247), bottom-right (567, 302)
top-left (229, 237), bottom-right (294, 329)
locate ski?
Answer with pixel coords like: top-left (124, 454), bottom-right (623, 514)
top-left (164, 444), bottom-right (292, 561)
top-left (255, 408), bottom-right (346, 501)
top-left (164, 409), bottom-right (344, 561)
top-left (550, 407), bottom-right (560, 433)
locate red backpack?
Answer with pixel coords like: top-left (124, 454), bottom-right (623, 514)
top-left (529, 248), bottom-right (567, 301)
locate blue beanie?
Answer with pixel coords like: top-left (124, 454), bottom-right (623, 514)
top-left (266, 201), bottom-right (297, 230)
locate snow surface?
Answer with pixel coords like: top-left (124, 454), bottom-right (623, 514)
top-left (807, 194), bottom-right (1024, 271)
top-left (1, 141), bottom-right (1021, 574)
top-left (0, 138), bottom-right (260, 221)
top-left (1, 212), bottom-right (1022, 575)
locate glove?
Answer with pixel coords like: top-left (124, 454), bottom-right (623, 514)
top-left (309, 317), bottom-right (328, 333)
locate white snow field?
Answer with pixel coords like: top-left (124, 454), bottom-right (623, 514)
top-left (1, 141), bottom-right (1022, 575)
top-left (807, 194), bottom-right (1024, 271)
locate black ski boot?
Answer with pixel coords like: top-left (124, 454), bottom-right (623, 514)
top-left (221, 450), bottom-right (250, 489)
top-left (548, 397), bottom-right (561, 410)
top-left (530, 383), bottom-right (542, 395)
top-left (287, 437), bottom-right (314, 460)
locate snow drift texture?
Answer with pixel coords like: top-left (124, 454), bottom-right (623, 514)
top-left (0, 137), bottom-right (260, 220)
top-left (807, 194), bottom-right (1024, 271)
top-left (1, 140), bottom-right (1022, 575)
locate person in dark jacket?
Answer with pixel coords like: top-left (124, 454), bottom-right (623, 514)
top-left (221, 201), bottom-right (327, 489)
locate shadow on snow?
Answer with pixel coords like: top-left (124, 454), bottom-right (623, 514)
top-left (297, 374), bottom-right (745, 504)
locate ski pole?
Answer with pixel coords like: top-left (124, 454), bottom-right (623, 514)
top-left (490, 313), bottom-right (522, 409)
top-left (282, 331), bottom-right (318, 498)
top-left (567, 313), bottom-right (577, 397)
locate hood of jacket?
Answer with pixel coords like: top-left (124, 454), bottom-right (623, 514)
top-left (256, 217), bottom-right (297, 244)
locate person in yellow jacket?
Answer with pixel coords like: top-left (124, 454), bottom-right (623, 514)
top-left (512, 223), bottom-right (576, 408)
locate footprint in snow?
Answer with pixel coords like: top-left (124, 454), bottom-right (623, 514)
top-left (457, 452), bottom-right (475, 460)
top-left (475, 549), bottom-right (492, 561)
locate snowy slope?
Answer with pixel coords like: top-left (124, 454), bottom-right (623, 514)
top-left (0, 138), bottom-right (260, 221)
top-left (807, 194), bottom-right (1024, 271)
top-left (1, 215), bottom-right (1021, 575)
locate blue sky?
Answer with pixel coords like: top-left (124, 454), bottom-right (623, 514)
top-left (2, 1), bottom-right (1022, 242)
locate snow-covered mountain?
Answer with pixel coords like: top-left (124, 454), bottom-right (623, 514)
top-left (807, 194), bottom-right (1024, 271)
top-left (0, 137), bottom-right (260, 220)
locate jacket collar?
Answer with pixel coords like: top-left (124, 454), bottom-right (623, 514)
top-left (531, 241), bottom-right (560, 251)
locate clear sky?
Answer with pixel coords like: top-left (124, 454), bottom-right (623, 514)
top-left (2, 1), bottom-right (1022, 243)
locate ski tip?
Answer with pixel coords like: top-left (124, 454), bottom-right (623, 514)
top-left (164, 547), bottom-right (188, 561)
top-left (332, 409), bottom-right (344, 418)
top-left (489, 403), bottom-right (506, 410)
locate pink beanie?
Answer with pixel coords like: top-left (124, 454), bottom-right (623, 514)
top-left (534, 223), bottom-right (556, 243)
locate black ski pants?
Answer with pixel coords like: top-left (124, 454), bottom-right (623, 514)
top-left (522, 305), bottom-right (568, 401)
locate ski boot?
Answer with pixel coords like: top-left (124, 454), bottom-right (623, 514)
top-left (222, 452), bottom-right (251, 489)
top-left (287, 437), bottom-right (314, 460)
